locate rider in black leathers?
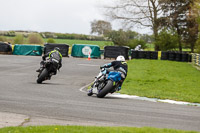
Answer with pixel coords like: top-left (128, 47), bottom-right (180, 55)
top-left (36, 47), bottom-right (62, 75)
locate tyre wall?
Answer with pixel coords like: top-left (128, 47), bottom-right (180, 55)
top-left (0, 42), bottom-right (12, 54)
top-left (131, 50), bottom-right (158, 60)
top-left (131, 51), bottom-right (191, 62)
top-left (161, 51), bottom-right (191, 62)
top-left (104, 46), bottom-right (129, 60)
top-left (44, 43), bottom-right (69, 57)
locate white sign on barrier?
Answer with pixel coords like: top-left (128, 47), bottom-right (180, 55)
top-left (82, 46), bottom-right (92, 56)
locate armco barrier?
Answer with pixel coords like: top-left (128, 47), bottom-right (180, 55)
top-left (44, 43), bottom-right (69, 57)
top-left (192, 53), bottom-right (200, 66)
top-left (104, 46), bottom-right (129, 60)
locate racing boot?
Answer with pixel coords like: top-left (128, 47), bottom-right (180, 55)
top-left (36, 61), bottom-right (45, 72)
top-left (87, 88), bottom-right (93, 96)
top-left (116, 86), bottom-right (121, 91)
top-left (36, 68), bottom-right (42, 72)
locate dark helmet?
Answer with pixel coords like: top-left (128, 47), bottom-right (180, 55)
top-left (54, 47), bottom-right (60, 52)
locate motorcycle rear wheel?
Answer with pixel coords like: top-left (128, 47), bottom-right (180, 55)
top-left (37, 68), bottom-right (48, 84)
top-left (97, 80), bottom-right (113, 98)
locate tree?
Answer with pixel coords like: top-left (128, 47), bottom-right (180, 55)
top-left (90, 20), bottom-right (112, 36)
top-left (28, 33), bottom-right (44, 44)
top-left (128, 39), bottom-right (146, 49)
top-left (106, 29), bottom-right (147, 48)
top-left (156, 28), bottom-right (178, 51)
top-left (193, 0), bottom-right (200, 53)
top-left (184, 6), bottom-right (199, 52)
top-left (14, 34), bottom-right (24, 44)
top-left (107, 29), bottom-right (129, 46)
top-left (105, 0), bottom-right (163, 50)
top-left (0, 36), bottom-right (7, 42)
top-left (47, 38), bottom-right (56, 43)
top-left (159, 0), bottom-right (198, 52)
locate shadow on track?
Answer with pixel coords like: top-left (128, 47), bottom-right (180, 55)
top-left (88, 95), bottom-right (126, 100)
top-left (30, 82), bottom-right (65, 86)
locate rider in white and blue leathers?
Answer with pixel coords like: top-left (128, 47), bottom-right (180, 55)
top-left (101, 55), bottom-right (128, 91)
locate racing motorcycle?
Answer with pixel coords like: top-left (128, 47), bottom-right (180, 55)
top-left (87, 67), bottom-right (123, 98)
top-left (36, 58), bottom-right (59, 84)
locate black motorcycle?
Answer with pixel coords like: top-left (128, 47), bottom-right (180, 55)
top-left (87, 67), bottom-right (123, 98)
top-left (36, 58), bottom-right (59, 84)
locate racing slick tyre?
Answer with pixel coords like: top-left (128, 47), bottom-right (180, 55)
top-left (97, 80), bottom-right (113, 98)
top-left (37, 68), bottom-right (48, 84)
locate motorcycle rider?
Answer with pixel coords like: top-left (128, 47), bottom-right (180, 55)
top-left (100, 55), bottom-right (128, 91)
top-left (36, 47), bottom-right (62, 75)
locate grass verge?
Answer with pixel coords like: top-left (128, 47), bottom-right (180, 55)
top-left (0, 126), bottom-right (198, 133)
top-left (122, 59), bottom-right (200, 103)
top-left (43, 38), bottom-right (114, 49)
top-left (5, 36), bottom-right (114, 49)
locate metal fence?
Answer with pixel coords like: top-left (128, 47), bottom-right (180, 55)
top-left (192, 53), bottom-right (200, 66)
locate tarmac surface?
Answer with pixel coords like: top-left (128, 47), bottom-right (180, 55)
top-left (0, 55), bottom-right (200, 131)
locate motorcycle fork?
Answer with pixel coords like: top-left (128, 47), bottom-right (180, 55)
top-left (113, 82), bottom-right (120, 91)
top-left (113, 81), bottom-right (116, 86)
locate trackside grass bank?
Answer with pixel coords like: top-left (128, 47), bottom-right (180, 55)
top-left (122, 59), bottom-right (200, 103)
top-left (0, 126), bottom-right (198, 133)
top-left (6, 37), bottom-right (114, 49)
top-left (44, 38), bottom-right (114, 49)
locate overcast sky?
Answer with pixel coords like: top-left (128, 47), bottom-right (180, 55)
top-left (0, 0), bottom-right (150, 35)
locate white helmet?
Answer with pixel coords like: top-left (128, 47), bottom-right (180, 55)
top-left (116, 55), bottom-right (125, 61)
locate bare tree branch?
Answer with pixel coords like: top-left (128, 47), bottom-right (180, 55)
top-left (104, 0), bottom-right (163, 50)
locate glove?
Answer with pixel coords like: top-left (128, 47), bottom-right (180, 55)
top-left (42, 56), bottom-right (46, 61)
top-left (100, 66), bottom-right (104, 69)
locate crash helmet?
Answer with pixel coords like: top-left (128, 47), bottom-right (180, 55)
top-left (116, 55), bottom-right (125, 61)
top-left (54, 47), bottom-right (60, 52)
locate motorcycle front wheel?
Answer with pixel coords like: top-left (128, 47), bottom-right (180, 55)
top-left (37, 68), bottom-right (48, 84)
top-left (97, 80), bottom-right (113, 98)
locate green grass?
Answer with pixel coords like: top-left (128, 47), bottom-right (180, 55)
top-left (5, 36), bottom-right (114, 49)
top-left (144, 43), bottom-right (191, 52)
top-left (145, 43), bottom-right (155, 51)
top-left (122, 59), bottom-right (200, 103)
top-left (44, 38), bottom-right (114, 49)
top-left (0, 126), bottom-right (198, 133)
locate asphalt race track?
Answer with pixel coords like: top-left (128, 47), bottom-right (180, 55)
top-left (0, 55), bottom-right (199, 131)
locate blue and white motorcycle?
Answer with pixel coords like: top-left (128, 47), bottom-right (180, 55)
top-left (87, 67), bottom-right (123, 98)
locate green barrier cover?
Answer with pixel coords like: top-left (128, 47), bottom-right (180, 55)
top-left (13, 44), bottom-right (43, 56)
top-left (71, 44), bottom-right (101, 58)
